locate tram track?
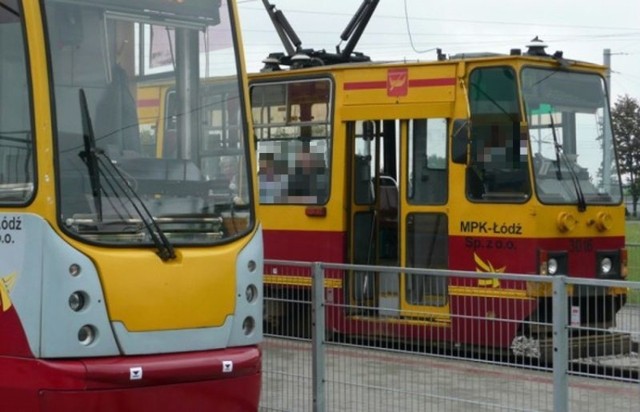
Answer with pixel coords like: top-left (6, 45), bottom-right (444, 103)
top-left (569, 342), bottom-right (640, 381)
top-left (274, 328), bottom-right (640, 382)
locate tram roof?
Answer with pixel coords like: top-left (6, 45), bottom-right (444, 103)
top-left (249, 50), bottom-right (605, 81)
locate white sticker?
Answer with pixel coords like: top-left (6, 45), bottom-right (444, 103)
top-left (571, 306), bottom-right (580, 327)
top-left (130, 366), bottom-right (143, 380)
top-left (222, 360), bottom-right (233, 373)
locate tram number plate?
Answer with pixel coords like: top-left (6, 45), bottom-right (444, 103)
top-left (569, 239), bottom-right (593, 253)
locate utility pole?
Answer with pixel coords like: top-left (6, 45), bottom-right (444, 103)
top-left (604, 49), bottom-right (612, 101)
top-left (603, 48), bottom-right (612, 193)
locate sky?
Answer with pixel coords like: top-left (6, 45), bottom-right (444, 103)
top-left (236, 0), bottom-right (640, 104)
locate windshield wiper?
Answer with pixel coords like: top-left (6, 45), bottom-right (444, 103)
top-left (79, 89), bottom-right (103, 221)
top-left (78, 89), bottom-right (176, 261)
top-left (549, 113), bottom-right (586, 212)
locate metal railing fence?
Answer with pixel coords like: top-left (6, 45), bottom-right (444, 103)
top-left (260, 260), bottom-right (640, 412)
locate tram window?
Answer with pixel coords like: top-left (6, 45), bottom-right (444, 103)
top-left (353, 121), bottom-right (375, 205)
top-left (257, 140), bottom-right (328, 204)
top-left (408, 118), bottom-right (447, 205)
top-left (0, 0), bottom-right (34, 203)
top-left (406, 213), bottom-right (448, 306)
top-left (466, 67), bottom-right (530, 203)
top-left (252, 79), bottom-right (332, 205)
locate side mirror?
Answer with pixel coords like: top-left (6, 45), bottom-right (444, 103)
top-left (452, 119), bottom-right (469, 164)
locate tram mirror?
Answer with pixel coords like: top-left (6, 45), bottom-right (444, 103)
top-left (452, 119), bottom-right (469, 164)
top-left (362, 120), bottom-right (375, 141)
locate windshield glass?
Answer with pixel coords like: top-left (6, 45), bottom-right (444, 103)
top-left (466, 66), bottom-right (530, 203)
top-left (0, 0), bottom-right (33, 204)
top-left (44, 0), bottom-right (253, 246)
top-left (522, 68), bottom-right (621, 205)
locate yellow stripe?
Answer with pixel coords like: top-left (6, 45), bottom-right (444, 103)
top-left (349, 315), bottom-right (451, 327)
top-left (264, 276), bottom-right (625, 300)
top-left (264, 274), bottom-right (342, 289)
top-left (449, 285), bottom-right (531, 300)
top-left (265, 274), bottom-right (531, 300)
top-left (0, 273), bottom-right (16, 312)
top-left (0, 283), bottom-right (12, 312)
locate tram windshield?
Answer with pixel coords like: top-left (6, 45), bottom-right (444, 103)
top-left (0, 0), bottom-right (34, 204)
top-left (522, 68), bottom-right (622, 206)
top-left (44, 0), bottom-right (253, 247)
top-left (466, 66), bottom-right (530, 203)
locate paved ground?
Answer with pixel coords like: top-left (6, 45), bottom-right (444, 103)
top-left (260, 335), bottom-right (640, 412)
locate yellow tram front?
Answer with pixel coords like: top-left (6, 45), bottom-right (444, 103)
top-left (0, 1), bottom-right (263, 411)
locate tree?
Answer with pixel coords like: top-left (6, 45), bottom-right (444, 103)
top-left (612, 95), bottom-right (640, 217)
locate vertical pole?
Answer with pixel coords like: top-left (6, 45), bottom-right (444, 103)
top-left (312, 262), bottom-right (326, 412)
top-left (604, 49), bottom-right (612, 98)
top-left (603, 48), bottom-right (612, 192)
top-left (552, 275), bottom-right (569, 412)
top-left (175, 28), bottom-right (200, 160)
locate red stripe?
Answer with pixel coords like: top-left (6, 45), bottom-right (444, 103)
top-left (264, 229), bottom-right (346, 263)
top-left (343, 81), bottom-right (386, 91)
top-left (343, 77), bottom-right (456, 91)
top-left (137, 98), bottom-right (160, 108)
top-left (409, 77), bottom-right (456, 87)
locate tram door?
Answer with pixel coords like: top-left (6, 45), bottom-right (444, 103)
top-left (348, 119), bottom-right (399, 314)
top-left (347, 119), bottom-right (450, 321)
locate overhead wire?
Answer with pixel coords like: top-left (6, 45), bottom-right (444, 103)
top-left (402, 0), bottom-right (437, 54)
top-left (238, 1), bottom-right (640, 99)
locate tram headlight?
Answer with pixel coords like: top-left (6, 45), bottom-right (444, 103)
top-left (68, 291), bottom-right (88, 312)
top-left (78, 325), bottom-right (97, 346)
top-left (600, 257), bottom-right (613, 275)
top-left (242, 316), bottom-right (255, 336)
top-left (596, 251), bottom-right (621, 279)
top-left (245, 284), bottom-right (258, 303)
top-left (69, 263), bottom-right (81, 277)
top-left (247, 259), bottom-right (257, 273)
top-left (539, 250), bottom-right (567, 276)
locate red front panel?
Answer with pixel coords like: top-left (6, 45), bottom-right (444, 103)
top-left (0, 347), bottom-right (261, 412)
top-left (0, 307), bottom-right (33, 357)
top-left (449, 235), bottom-right (625, 277)
top-left (39, 376), bottom-right (260, 412)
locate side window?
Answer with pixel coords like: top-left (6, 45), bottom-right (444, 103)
top-left (408, 118), bottom-right (448, 205)
top-left (353, 120), bottom-right (375, 205)
top-left (252, 79), bottom-right (331, 205)
top-left (0, 0), bottom-right (34, 204)
top-left (467, 67), bottom-right (529, 202)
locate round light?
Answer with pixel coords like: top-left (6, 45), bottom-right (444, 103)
top-left (78, 325), bottom-right (97, 346)
top-left (247, 260), bottom-right (257, 273)
top-left (548, 258), bottom-right (558, 275)
top-left (601, 257), bottom-right (613, 275)
top-left (242, 316), bottom-right (255, 336)
top-left (556, 212), bottom-right (577, 233)
top-left (69, 264), bottom-right (81, 277)
top-left (246, 284), bottom-right (258, 303)
top-left (69, 291), bottom-right (88, 312)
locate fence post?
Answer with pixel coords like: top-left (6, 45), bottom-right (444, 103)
top-left (552, 275), bottom-right (569, 412)
top-left (311, 262), bottom-right (326, 412)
